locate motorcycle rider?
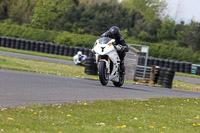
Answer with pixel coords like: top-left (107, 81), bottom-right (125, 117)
top-left (101, 26), bottom-right (129, 74)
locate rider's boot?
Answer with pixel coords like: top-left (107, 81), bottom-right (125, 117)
top-left (120, 61), bottom-right (125, 75)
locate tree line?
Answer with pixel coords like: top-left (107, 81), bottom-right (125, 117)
top-left (0, 0), bottom-right (200, 51)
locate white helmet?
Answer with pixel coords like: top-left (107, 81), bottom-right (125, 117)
top-left (77, 51), bottom-right (82, 56)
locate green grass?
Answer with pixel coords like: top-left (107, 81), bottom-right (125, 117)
top-left (173, 80), bottom-right (200, 92)
top-left (0, 46), bottom-right (73, 61)
top-left (0, 54), bottom-right (97, 80)
top-left (0, 98), bottom-right (200, 132)
top-left (176, 72), bottom-right (200, 79)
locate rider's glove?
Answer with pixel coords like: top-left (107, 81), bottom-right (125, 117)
top-left (116, 45), bottom-right (124, 51)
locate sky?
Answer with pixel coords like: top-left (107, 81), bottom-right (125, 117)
top-left (166, 0), bottom-right (200, 22)
top-left (119, 0), bottom-right (200, 23)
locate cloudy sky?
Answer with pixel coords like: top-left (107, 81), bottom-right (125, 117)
top-left (119, 0), bottom-right (200, 22)
top-left (166, 0), bottom-right (200, 22)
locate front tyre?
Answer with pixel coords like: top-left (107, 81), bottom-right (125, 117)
top-left (99, 61), bottom-right (109, 86)
top-left (113, 74), bottom-right (124, 87)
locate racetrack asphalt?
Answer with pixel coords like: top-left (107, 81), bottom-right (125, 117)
top-left (0, 69), bottom-right (199, 108)
top-left (0, 50), bottom-right (200, 84)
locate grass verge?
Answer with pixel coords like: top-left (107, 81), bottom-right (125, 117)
top-left (0, 98), bottom-right (200, 133)
top-left (176, 72), bottom-right (200, 79)
top-left (0, 54), bottom-right (97, 79)
top-left (173, 80), bottom-right (200, 92)
top-left (0, 46), bottom-right (73, 61)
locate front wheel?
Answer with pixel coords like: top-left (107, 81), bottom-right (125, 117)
top-left (113, 74), bottom-right (124, 87)
top-left (99, 61), bottom-right (109, 86)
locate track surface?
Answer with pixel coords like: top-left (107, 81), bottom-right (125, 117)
top-left (0, 69), bottom-right (199, 108)
top-left (1, 50), bottom-right (200, 84)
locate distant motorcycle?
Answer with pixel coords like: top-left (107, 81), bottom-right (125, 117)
top-left (92, 37), bottom-right (124, 87)
top-left (73, 51), bottom-right (87, 65)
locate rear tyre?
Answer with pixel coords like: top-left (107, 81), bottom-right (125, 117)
top-left (99, 61), bottom-right (109, 86)
top-left (113, 74), bottom-right (124, 87)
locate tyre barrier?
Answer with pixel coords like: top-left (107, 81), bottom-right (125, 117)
top-left (24, 40), bottom-right (30, 51)
top-left (0, 36), bottom-right (93, 59)
top-left (157, 67), bottom-right (175, 88)
top-left (69, 47), bottom-right (75, 57)
top-left (44, 43), bottom-right (50, 54)
top-left (63, 46), bottom-right (69, 56)
top-left (138, 56), bottom-right (198, 75)
top-left (5, 37), bottom-right (11, 48)
top-left (154, 58), bottom-right (160, 66)
top-left (159, 59), bottom-right (165, 67)
top-left (84, 57), bottom-right (97, 75)
top-left (184, 62), bottom-right (192, 74)
top-left (49, 44), bottom-right (55, 54)
top-left (174, 61), bottom-right (179, 72)
top-left (0, 37), bottom-right (6, 47)
top-left (40, 42), bottom-right (45, 53)
top-left (30, 41), bottom-right (35, 51)
top-left (59, 45), bottom-right (64, 55)
top-left (20, 40), bottom-right (26, 50)
top-left (10, 38), bottom-right (16, 48)
top-left (54, 44), bottom-right (60, 55)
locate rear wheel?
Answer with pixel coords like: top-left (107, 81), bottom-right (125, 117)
top-left (113, 74), bottom-right (124, 87)
top-left (99, 61), bottom-right (109, 86)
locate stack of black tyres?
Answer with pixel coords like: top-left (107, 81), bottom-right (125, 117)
top-left (25, 40), bottom-right (30, 51)
top-left (159, 59), bottom-right (165, 67)
top-left (69, 47), bottom-right (74, 57)
top-left (162, 68), bottom-right (175, 88)
top-left (169, 61), bottom-right (174, 70)
top-left (59, 45), bottom-right (64, 55)
top-left (44, 43), bottom-right (50, 54)
top-left (84, 57), bottom-right (97, 75)
top-left (10, 38), bottom-right (16, 48)
top-left (179, 62), bottom-right (185, 73)
top-left (5, 37), bottom-right (11, 48)
top-left (63, 46), bottom-right (69, 56)
top-left (174, 62), bottom-right (179, 72)
top-left (157, 67), bottom-right (166, 86)
top-left (35, 42), bottom-right (40, 52)
top-left (157, 67), bottom-right (175, 88)
top-left (154, 58), bottom-right (160, 66)
top-left (184, 62), bottom-right (192, 74)
top-left (0, 37), bottom-right (6, 47)
top-left (30, 41), bottom-right (35, 51)
top-left (49, 44), bottom-right (55, 54)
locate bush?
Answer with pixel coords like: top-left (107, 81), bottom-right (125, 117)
top-left (0, 23), bottom-right (98, 48)
top-left (127, 38), bottom-right (200, 64)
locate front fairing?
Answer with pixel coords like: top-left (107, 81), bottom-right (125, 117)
top-left (93, 39), bottom-right (115, 55)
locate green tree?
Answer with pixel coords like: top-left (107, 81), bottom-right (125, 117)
top-left (157, 19), bottom-right (176, 41)
top-left (8, 0), bottom-right (38, 24)
top-left (122, 0), bottom-right (167, 22)
top-left (177, 21), bottom-right (200, 50)
top-left (0, 0), bottom-right (11, 20)
top-left (31, 0), bottom-right (78, 29)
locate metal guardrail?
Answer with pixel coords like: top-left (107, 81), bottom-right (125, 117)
top-left (135, 65), bottom-right (151, 80)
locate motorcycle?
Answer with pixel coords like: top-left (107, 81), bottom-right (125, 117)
top-left (73, 51), bottom-right (87, 66)
top-left (92, 37), bottom-right (124, 87)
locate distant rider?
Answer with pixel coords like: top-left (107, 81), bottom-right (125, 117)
top-left (101, 26), bottom-right (129, 74)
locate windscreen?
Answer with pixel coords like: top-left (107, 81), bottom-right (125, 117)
top-left (98, 37), bottom-right (112, 44)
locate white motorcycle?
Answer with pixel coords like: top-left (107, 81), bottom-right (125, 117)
top-left (92, 37), bottom-right (124, 87)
